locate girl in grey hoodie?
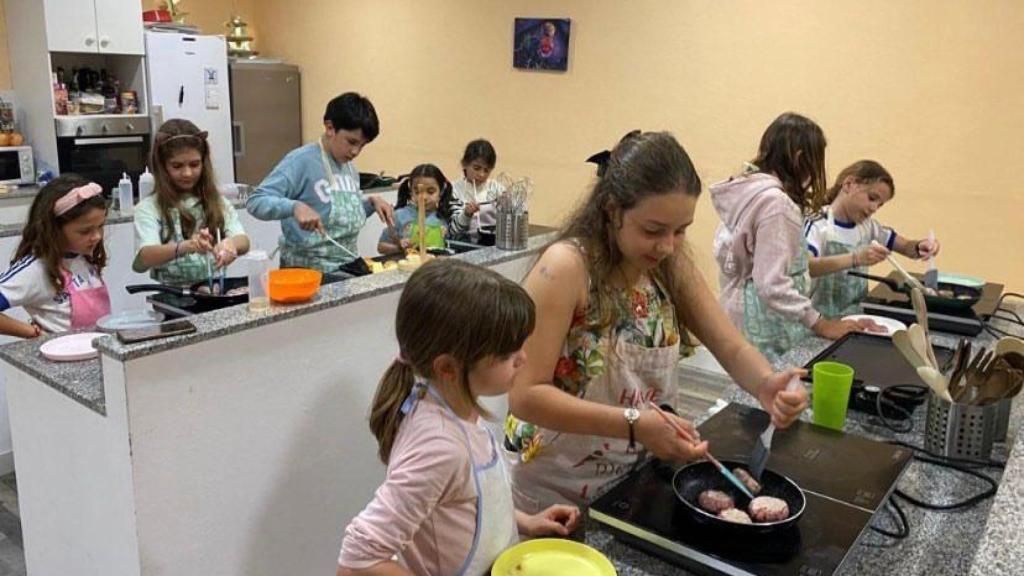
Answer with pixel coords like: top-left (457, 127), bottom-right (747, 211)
top-left (712, 113), bottom-right (874, 360)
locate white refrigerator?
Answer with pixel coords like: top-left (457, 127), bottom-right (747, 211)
top-left (145, 31), bottom-right (235, 186)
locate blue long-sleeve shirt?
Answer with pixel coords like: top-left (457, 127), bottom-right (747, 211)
top-left (246, 143), bottom-right (374, 248)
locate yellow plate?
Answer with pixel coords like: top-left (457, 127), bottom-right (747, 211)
top-left (491, 538), bottom-right (617, 576)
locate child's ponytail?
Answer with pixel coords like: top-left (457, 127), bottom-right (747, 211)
top-left (369, 359), bottom-right (417, 464)
top-left (367, 259), bottom-right (535, 465)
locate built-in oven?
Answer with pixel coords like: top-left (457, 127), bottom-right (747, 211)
top-left (55, 116), bottom-right (151, 197)
top-left (0, 145), bottom-right (35, 185)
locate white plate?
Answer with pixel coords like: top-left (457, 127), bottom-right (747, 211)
top-left (96, 310), bottom-right (165, 331)
top-left (842, 314), bottom-right (907, 337)
top-left (39, 332), bottom-right (105, 362)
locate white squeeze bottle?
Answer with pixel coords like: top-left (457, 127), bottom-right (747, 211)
top-left (117, 172), bottom-right (134, 215)
top-left (138, 167), bottom-right (155, 200)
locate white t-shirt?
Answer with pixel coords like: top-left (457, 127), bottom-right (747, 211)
top-left (0, 254), bottom-right (106, 333)
top-left (804, 209), bottom-right (896, 258)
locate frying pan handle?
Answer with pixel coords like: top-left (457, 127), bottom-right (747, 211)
top-left (125, 284), bottom-right (188, 296)
top-left (846, 270), bottom-right (900, 291)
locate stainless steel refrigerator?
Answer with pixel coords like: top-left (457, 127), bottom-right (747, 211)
top-left (229, 61), bottom-right (302, 186)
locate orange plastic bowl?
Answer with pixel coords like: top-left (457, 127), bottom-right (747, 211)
top-left (269, 268), bottom-right (322, 303)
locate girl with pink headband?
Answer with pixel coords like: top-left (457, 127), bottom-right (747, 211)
top-left (0, 174), bottom-right (110, 337)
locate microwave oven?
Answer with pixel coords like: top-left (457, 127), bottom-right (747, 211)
top-left (0, 145), bottom-right (35, 186)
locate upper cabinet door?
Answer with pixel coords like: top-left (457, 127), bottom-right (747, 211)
top-left (94, 0), bottom-right (144, 55)
top-left (44, 0), bottom-right (100, 53)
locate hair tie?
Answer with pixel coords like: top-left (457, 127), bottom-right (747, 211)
top-left (396, 350), bottom-right (410, 365)
top-left (53, 183), bottom-right (103, 216)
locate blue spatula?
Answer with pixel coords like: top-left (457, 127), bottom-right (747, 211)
top-left (648, 402), bottom-right (754, 500)
top-left (748, 376), bottom-right (802, 481)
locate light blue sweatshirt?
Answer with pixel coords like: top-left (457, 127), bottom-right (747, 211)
top-left (246, 143), bottom-right (374, 248)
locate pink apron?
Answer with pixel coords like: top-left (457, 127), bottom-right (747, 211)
top-left (62, 268), bottom-right (111, 329)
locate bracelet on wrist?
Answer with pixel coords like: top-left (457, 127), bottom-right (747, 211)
top-left (851, 252), bottom-right (858, 267)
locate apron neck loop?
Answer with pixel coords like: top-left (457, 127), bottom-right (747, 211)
top-left (399, 380), bottom-right (430, 416)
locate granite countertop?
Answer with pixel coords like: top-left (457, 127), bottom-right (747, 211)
top-left (589, 324), bottom-right (1024, 575)
top-left (0, 331), bottom-right (105, 415)
top-left (0, 227), bottom-right (559, 415)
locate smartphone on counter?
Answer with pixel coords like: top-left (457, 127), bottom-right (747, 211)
top-left (116, 319), bottom-right (197, 344)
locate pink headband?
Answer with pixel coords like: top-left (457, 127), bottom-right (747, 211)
top-left (53, 183), bottom-right (103, 217)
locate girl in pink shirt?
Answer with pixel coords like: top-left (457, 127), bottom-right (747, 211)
top-left (338, 259), bottom-right (580, 576)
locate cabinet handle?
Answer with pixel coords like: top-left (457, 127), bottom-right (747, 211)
top-left (100, 36), bottom-right (110, 48)
top-left (85, 36), bottom-right (95, 46)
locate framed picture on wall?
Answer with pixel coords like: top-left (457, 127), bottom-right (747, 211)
top-left (513, 18), bottom-right (571, 71)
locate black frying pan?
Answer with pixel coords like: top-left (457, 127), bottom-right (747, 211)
top-left (672, 459), bottom-right (805, 535)
top-left (126, 277), bottom-right (250, 310)
top-left (847, 270), bottom-right (982, 312)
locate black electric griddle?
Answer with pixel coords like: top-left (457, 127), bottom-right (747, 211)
top-left (860, 271), bottom-right (1003, 336)
top-left (802, 332), bottom-right (953, 418)
top-left (589, 403), bottom-right (912, 576)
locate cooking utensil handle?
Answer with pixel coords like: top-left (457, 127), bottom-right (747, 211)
top-left (874, 240), bottom-right (926, 291)
top-left (847, 270), bottom-right (900, 291)
top-left (125, 284), bottom-right (187, 296)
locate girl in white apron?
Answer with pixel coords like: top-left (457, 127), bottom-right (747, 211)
top-left (806, 160), bottom-right (940, 318)
top-left (338, 260), bottom-right (579, 576)
top-left (505, 132), bottom-right (810, 512)
top-left (0, 175), bottom-right (111, 337)
top-left (450, 139), bottom-right (504, 242)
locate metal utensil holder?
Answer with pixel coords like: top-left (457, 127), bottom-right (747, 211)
top-left (496, 210), bottom-right (528, 250)
top-left (925, 393), bottom-right (998, 461)
top-left (994, 397), bottom-right (1013, 441)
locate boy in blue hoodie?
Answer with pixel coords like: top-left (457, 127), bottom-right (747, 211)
top-left (247, 92), bottom-right (394, 272)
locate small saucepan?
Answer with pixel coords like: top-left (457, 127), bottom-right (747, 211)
top-left (126, 277), bottom-right (249, 311)
top-left (672, 459), bottom-right (805, 535)
top-left (848, 270), bottom-right (982, 313)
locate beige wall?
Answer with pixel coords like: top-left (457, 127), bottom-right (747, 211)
top-left (248, 0), bottom-right (1024, 292)
top-left (1, 1), bottom-right (1021, 291)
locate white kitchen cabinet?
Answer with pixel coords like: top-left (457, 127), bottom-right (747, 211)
top-left (42, 0), bottom-right (144, 55)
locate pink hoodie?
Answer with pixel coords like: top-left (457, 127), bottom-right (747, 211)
top-left (711, 173), bottom-right (820, 332)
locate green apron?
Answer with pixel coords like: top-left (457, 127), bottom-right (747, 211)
top-left (810, 213), bottom-right (868, 319)
top-left (279, 140), bottom-right (367, 272)
top-left (742, 234), bottom-right (813, 362)
top-left (152, 201), bottom-right (220, 287)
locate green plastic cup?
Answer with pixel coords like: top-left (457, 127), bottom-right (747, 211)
top-left (812, 361), bottom-right (855, 431)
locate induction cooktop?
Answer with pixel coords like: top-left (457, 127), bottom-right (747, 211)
top-left (860, 271), bottom-right (1003, 336)
top-left (589, 403), bottom-right (912, 576)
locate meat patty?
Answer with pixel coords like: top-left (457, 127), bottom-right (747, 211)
top-left (718, 508), bottom-right (753, 524)
top-left (732, 467), bottom-right (762, 495)
top-left (748, 496), bottom-right (789, 522)
top-left (697, 489), bottom-right (735, 514)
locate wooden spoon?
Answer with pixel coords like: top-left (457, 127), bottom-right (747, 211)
top-left (873, 240), bottom-right (935, 295)
top-left (908, 324), bottom-right (937, 370)
top-left (995, 337), bottom-right (1024, 358)
top-left (893, 329), bottom-right (929, 370)
top-left (917, 366), bottom-right (953, 403)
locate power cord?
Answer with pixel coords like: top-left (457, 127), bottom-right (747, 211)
top-left (868, 496), bottom-right (909, 540)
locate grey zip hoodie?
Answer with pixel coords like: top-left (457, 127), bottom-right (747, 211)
top-left (710, 173), bottom-right (821, 332)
